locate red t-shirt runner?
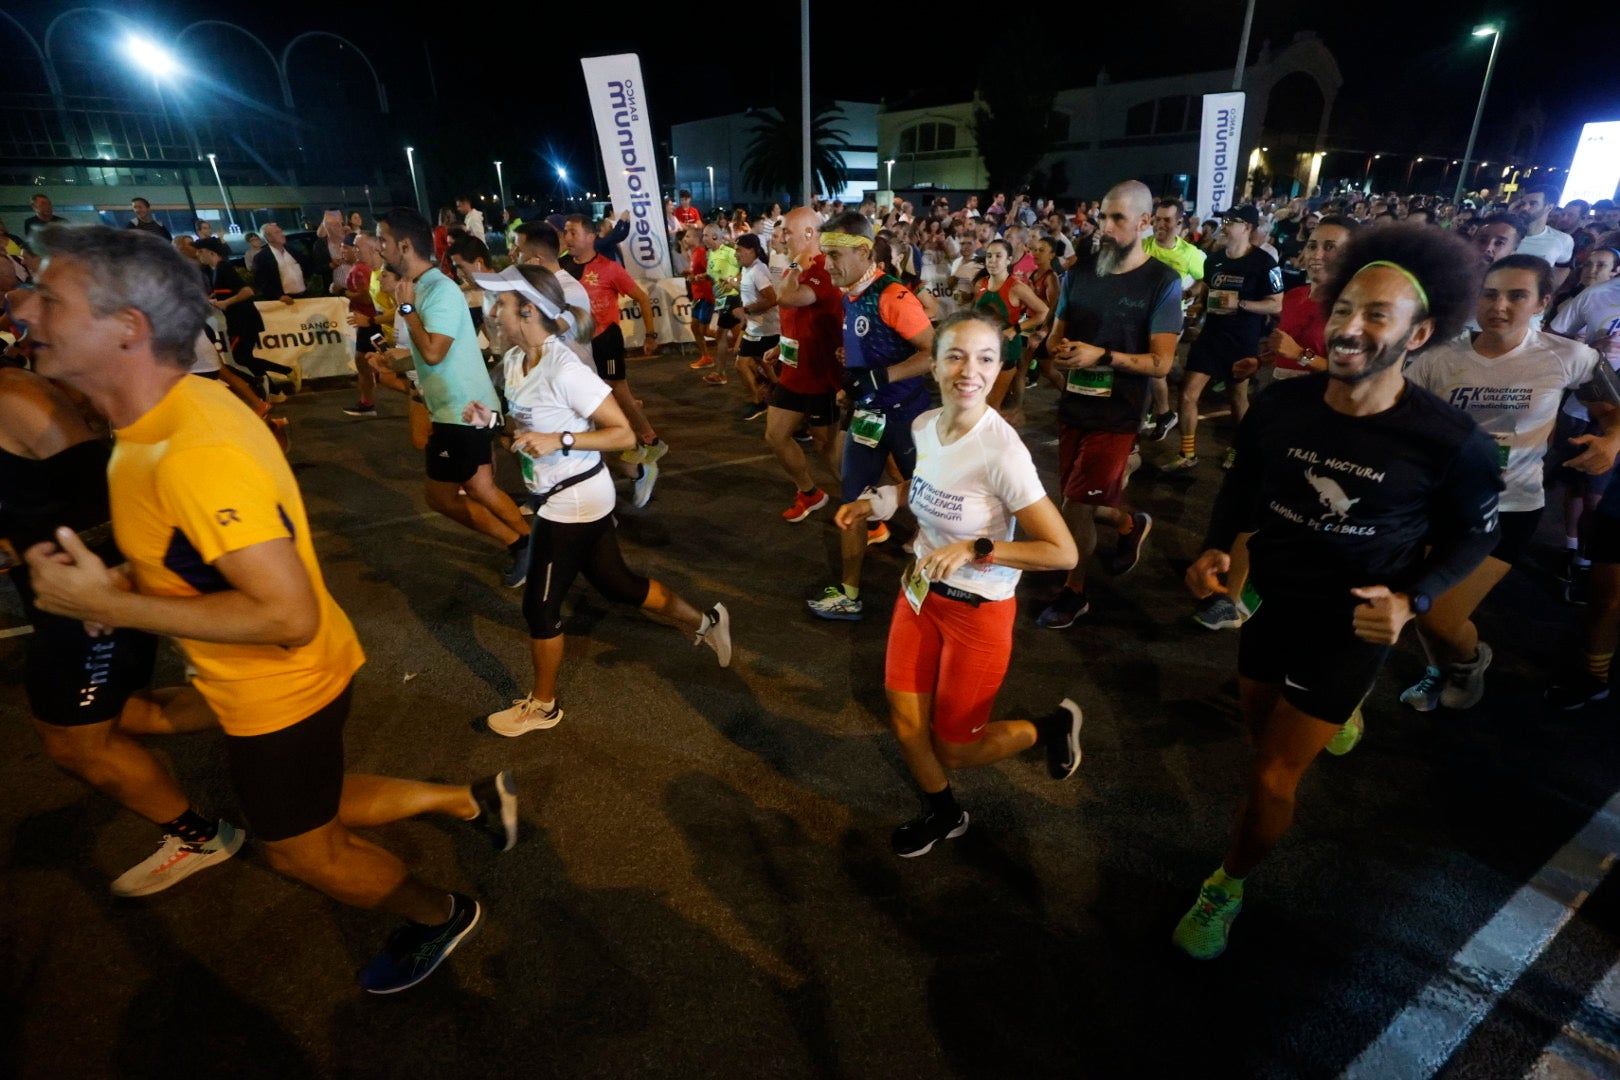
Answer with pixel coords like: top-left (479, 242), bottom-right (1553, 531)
top-left (778, 253), bottom-right (844, 395)
top-left (564, 254), bottom-right (637, 340)
top-left (1274, 285), bottom-right (1327, 377)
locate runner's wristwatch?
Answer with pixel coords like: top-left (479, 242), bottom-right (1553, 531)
top-left (560, 432), bottom-right (575, 455)
top-left (973, 537), bottom-right (995, 563)
top-left (398, 302), bottom-right (416, 316)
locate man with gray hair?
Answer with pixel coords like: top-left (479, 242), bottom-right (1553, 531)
top-left (250, 222), bottom-right (307, 306)
top-left (1036, 180), bottom-right (1182, 628)
top-left (19, 226), bottom-right (516, 994)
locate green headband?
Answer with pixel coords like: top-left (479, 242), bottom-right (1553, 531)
top-left (1357, 260), bottom-right (1430, 315)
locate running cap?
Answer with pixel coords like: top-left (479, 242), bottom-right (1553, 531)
top-left (1217, 205), bottom-right (1260, 226)
top-left (472, 265), bottom-right (577, 330)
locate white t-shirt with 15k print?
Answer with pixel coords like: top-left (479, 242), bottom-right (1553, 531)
top-left (907, 407), bottom-right (1049, 601)
top-left (1406, 329), bottom-right (1603, 512)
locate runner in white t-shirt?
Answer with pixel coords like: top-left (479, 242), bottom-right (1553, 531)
top-left (465, 265), bottom-right (733, 737)
top-left (733, 234), bottom-right (780, 421)
top-left (1400, 254), bottom-right (1620, 711)
top-left (1514, 181), bottom-right (1576, 290)
top-left (834, 310), bottom-right (1082, 858)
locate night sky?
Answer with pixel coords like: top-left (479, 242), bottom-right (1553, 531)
top-left (22, 0), bottom-right (1615, 201)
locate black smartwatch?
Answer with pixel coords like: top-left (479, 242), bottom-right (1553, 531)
top-left (1097, 350), bottom-right (1114, 367)
top-left (972, 537), bottom-right (995, 563)
top-left (398, 302), bottom-right (416, 316)
top-left (1407, 591), bottom-right (1432, 614)
top-left (560, 432), bottom-right (575, 455)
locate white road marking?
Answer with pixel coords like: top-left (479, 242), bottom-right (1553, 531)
top-left (1523, 954), bottom-right (1620, 1078)
top-left (1342, 790), bottom-right (1620, 1079)
top-left (0, 624), bottom-right (34, 639)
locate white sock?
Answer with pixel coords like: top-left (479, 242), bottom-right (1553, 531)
top-left (1568, 536), bottom-right (1582, 550)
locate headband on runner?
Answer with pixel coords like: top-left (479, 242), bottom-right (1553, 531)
top-left (1356, 260), bottom-right (1431, 316)
top-left (819, 232), bottom-right (874, 250)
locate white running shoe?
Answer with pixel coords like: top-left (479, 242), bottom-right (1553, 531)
top-left (110, 820), bottom-right (244, 898)
top-left (696, 603), bottom-right (732, 667)
top-left (633, 461), bottom-right (659, 508)
top-left (487, 696), bottom-right (562, 737)
top-left (1440, 642), bottom-right (1493, 710)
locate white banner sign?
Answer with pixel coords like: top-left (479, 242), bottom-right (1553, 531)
top-left (252, 297), bottom-right (356, 380)
top-left (1196, 92), bottom-right (1246, 217)
top-left (581, 53), bottom-right (670, 283)
top-left (618, 277), bottom-right (698, 350)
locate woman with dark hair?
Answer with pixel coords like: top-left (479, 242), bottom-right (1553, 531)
top-left (1401, 254), bottom-right (1619, 712)
top-left (467, 264), bottom-right (732, 736)
top-left (730, 233), bottom-right (780, 420)
top-left (835, 309), bottom-right (1080, 857)
top-left (971, 238), bottom-right (1048, 414)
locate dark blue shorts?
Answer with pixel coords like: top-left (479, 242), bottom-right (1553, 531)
top-left (840, 395), bottom-right (928, 503)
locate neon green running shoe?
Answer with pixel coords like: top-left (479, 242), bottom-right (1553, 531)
top-left (1324, 706), bottom-right (1364, 757)
top-left (1172, 882), bottom-right (1243, 960)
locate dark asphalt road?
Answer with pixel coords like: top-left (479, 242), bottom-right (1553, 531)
top-left (5, 353), bottom-right (1620, 1080)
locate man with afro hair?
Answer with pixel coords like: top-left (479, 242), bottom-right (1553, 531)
top-left (1172, 224), bottom-right (1505, 959)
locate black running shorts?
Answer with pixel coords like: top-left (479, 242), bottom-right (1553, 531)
top-left (591, 323), bottom-right (628, 381)
top-left (26, 609), bottom-right (158, 727)
top-left (1237, 596), bottom-right (1390, 726)
top-left (1489, 508), bottom-right (1544, 568)
top-left (424, 422), bottom-right (496, 484)
top-left (739, 334), bottom-right (779, 359)
top-left (769, 385), bottom-right (838, 428)
top-left (1590, 509), bottom-right (1620, 565)
top-left (223, 682), bottom-right (351, 842)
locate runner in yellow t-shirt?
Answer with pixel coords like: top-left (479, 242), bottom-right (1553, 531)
top-left (19, 226), bottom-right (519, 994)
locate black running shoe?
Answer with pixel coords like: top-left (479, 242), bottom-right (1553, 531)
top-left (891, 810), bottom-right (970, 858)
top-left (1101, 512), bottom-right (1152, 576)
top-left (359, 893), bottom-right (481, 993)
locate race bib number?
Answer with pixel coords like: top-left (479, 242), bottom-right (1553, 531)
top-left (519, 451), bottom-right (537, 485)
top-left (902, 558), bottom-right (930, 615)
top-left (850, 408), bottom-right (887, 448)
top-left (1209, 288), bottom-right (1240, 312)
top-left (1065, 368), bottom-right (1114, 397)
top-left (1496, 441), bottom-right (1510, 472)
top-left (779, 336), bottom-right (800, 367)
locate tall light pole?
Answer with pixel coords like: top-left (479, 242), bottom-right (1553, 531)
top-left (707, 164), bottom-right (716, 208)
top-left (1454, 25), bottom-right (1502, 206)
top-left (494, 160), bottom-right (507, 212)
top-left (206, 153), bottom-right (235, 229)
top-left (885, 158), bottom-right (896, 192)
top-left (125, 36), bottom-right (199, 227)
top-left (405, 147), bottom-right (423, 216)
top-left (1232, 0), bottom-right (1257, 89)
top-left (801, 0), bottom-right (812, 206)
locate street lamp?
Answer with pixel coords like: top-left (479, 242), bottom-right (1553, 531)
top-left (1454, 24), bottom-right (1502, 205)
top-left (405, 147), bottom-right (423, 216)
top-left (494, 160), bottom-right (507, 212)
top-left (885, 158), bottom-right (896, 191)
top-left (707, 164), bottom-right (715, 208)
top-left (124, 35), bottom-right (199, 226)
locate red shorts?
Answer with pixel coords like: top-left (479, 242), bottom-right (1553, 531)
top-left (884, 590), bottom-right (1016, 744)
top-left (1057, 426), bottom-right (1136, 508)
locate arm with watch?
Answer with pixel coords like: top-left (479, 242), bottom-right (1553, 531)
top-left (1048, 330), bottom-right (1178, 377)
top-left (834, 486), bottom-right (1076, 578)
top-left (392, 286), bottom-right (453, 365)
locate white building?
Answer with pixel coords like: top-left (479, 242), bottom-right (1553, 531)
top-left (670, 101), bottom-right (878, 211)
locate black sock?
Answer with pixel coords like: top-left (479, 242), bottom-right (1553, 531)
top-left (507, 537), bottom-right (528, 556)
top-left (162, 810), bottom-right (217, 844)
top-left (924, 785), bottom-right (960, 821)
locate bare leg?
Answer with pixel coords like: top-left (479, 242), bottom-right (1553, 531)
top-left (1178, 371), bottom-right (1211, 451)
top-left (424, 478), bottom-right (521, 546)
top-left (357, 358), bottom-right (376, 405)
top-left (460, 465), bottom-right (529, 539)
top-left (528, 635), bottom-right (565, 706)
top-left (261, 819), bottom-right (453, 925)
top-left (640, 578), bottom-right (703, 636)
top-left (1150, 375), bottom-right (1170, 416)
top-left (117, 686), bottom-right (220, 735)
top-left (765, 407), bottom-right (821, 490)
top-left (1221, 682), bottom-right (1341, 878)
top-left (933, 721), bottom-right (1038, 769)
top-left (610, 381), bottom-right (655, 445)
top-left (886, 689), bottom-right (949, 794)
top-left (32, 717), bottom-right (191, 825)
top-left (1414, 557), bottom-right (1512, 666)
top-left (338, 775), bottom-right (476, 828)
top-left (838, 518), bottom-right (867, 593)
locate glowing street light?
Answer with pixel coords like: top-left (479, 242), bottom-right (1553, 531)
top-left (1454, 24), bottom-right (1503, 204)
top-left (405, 146), bottom-right (423, 216)
top-left (494, 160), bottom-right (507, 212)
top-left (885, 158), bottom-right (896, 191)
top-left (125, 36), bottom-right (179, 79)
top-left (707, 164), bottom-right (715, 207)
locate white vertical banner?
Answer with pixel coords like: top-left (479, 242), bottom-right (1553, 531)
top-left (580, 54), bottom-right (670, 283)
top-left (1196, 92), bottom-right (1246, 216)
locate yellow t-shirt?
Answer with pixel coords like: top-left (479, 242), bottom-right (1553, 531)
top-left (109, 376), bottom-right (364, 735)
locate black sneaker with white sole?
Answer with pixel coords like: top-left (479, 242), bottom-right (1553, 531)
top-left (891, 809), bottom-right (970, 857)
top-left (1044, 698), bottom-right (1084, 779)
top-left (470, 770), bottom-right (519, 852)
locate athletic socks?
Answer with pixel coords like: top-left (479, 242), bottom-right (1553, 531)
top-left (1587, 652), bottom-right (1613, 680)
top-left (842, 584), bottom-right (860, 601)
top-left (924, 785), bottom-right (960, 821)
top-left (1209, 865), bottom-right (1245, 897)
top-left (1117, 515), bottom-right (1135, 536)
top-left (1180, 433), bottom-right (1196, 458)
top-left (162, 809), bottom-right (218, 844)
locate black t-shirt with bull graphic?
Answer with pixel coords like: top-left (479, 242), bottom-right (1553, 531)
top-left (1205, 375), bottom-right (1503, 603)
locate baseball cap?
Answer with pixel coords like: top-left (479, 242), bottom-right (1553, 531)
top-left (193, 237), bottom-right (230, 257)
top-left (1217, 205), bottom-right (1260, 226)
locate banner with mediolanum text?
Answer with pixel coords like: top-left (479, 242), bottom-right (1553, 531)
top-left (580, 53), bottom-right (670, 283)
top-left (252, 297), bottom-right (356, 380)
top-left (1196, 92), bottom-right (1246, 217)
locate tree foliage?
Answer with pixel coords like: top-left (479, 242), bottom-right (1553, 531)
top-left (970, 43), bottom-right (1065, 197)
top-left (742, 102), bottom-right (851, 204)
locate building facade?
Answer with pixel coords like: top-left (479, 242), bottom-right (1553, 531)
top-left (670, 100), bottom-right (878, 211)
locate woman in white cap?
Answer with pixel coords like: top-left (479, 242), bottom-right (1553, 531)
top-left (467, 264), bottom-right (732, 736)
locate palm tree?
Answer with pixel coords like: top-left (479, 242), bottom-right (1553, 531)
top-left (741, 102), bottom-right (851, 204)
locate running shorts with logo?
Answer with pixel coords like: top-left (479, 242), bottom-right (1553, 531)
top-left (1237, 596), bottom-right (1387, 726)
top-left (425, 422), bottom-right (498, 483)
top-left (884, 590), bottom-right (1016, 743)
top-left (1057, 427), bottom-right (1136, 508)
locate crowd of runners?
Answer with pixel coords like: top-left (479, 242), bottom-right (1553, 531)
top-left (3, 173), bottom-right (1619, 989)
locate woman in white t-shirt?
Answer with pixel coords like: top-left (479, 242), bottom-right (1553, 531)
top-left (466, 265), bottom-right (733, 737)
top-left (731, 234), bottom-right (781, 421)
top-left (1401, 254), bottom-right (1620, 712)
top-left (835, 310), bottom-right (1081, 857)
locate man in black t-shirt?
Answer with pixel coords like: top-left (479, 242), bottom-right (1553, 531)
top-left (22, 193), bottom-right (67, 239)
top-left (1169, 205), bottom-right (1283, 472)
top-left (1171, 224), bottom-right (1499, 961)
top-left (127, 198), bottom-right (172, 241)
top-left (1036, 181), bottom-right (1182, 629)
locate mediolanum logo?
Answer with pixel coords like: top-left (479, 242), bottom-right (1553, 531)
top-left (603, 73), bottom-right (665, 273)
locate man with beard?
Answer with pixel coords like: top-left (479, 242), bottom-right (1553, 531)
top-left (1514, 181), bottom-right (1575, 290)
top-left (1035, 181), bottom-right (1181, 629)
top-left (1168, 205), bottom-right (1283, 472)
top-left (1173, 224), bottom-right (1501, 959)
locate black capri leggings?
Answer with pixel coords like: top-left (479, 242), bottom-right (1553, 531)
top-left (523, 514), bottom-right (651, 639)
